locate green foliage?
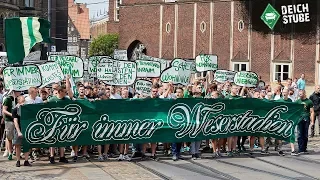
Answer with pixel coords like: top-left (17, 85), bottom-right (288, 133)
top-left (89, 34), bottom-right (119, 56)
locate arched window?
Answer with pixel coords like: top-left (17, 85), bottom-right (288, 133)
top-left (166, 22), bottom-right (171, 33)
top-left (238, 20), bottom-right (244, 32)
top-left (200, 21), bottom-right (206, 33)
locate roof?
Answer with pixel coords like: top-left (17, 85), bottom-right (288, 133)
top-left (68, 3), bottom-right (90, 40)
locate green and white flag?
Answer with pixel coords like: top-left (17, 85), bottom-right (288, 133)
top-left (5, 17), bottom-right (51, 64)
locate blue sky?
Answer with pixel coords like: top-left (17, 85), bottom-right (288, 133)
top-left (75, 0), bottom-right (109, 19)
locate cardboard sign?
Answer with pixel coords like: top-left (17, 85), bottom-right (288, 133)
top-left (234, 71), bottom-right (259, 87)
top-left (38, 62), bottom-right (64, 88)
top-left (140, 55), bottom-right (169, 72)
top-left (48, 55), bottom-right (84, 78)
top-left (160, 59), bottom-right (193, 85)
top-left (134, 80), bottom-right (153, 96)
top-left (195, 54), bottom-right (218, 72)
top-left (97, 59), bottom-right (137, 86)
top-left (88, 56), bottom-right (109, 75)
top-left (136, 60), bottom-right (161, 78)
top-left (114, 49), bottom-right (128, 60)
top-left (214, 70), bottom-right (236, 83)
top-left (3, 65), bottom-right (42, 91)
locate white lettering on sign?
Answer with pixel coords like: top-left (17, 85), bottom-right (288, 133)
top-left (281, 3), bottom-right (310, 24)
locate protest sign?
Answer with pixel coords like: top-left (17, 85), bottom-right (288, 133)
top-left (134, 80), bottom-right (153, 95)
top-left (160, 59), bottom-right (193, 85)
top-left (214, 70), bottom-right (236, 83)
top-left (114, 49), bottom-right (128, 60)
top-left (98, 59), bottom-right (137, 86)
top-left (88, 56), bottom-right (109, 75)
top-left (136, 60), bottom-right (161, 78)
top-left (234, 71), bottom-right (259, 87)
top-left (141, 55), bottom-right (169, 71)
top-left (48, 55), bottom-right (84, 78)
top-left (38, 62), bottom-right (64, 88)
top-left (97, 60), bottom-right (114, 81)
top-left (185, 60), bottom-right (196, 73)
top-left (21, 98), bottom-right (303, 150)
top-left (195, 54), bottom-right (218, 72)
top-left (3, 65), bottom-right (42, 91)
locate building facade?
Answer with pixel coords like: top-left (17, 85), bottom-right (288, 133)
top-left (67, 0), bottom-right (90, 59)
top-left (0, 0), bottom-right (68, 53)
top-left (115, 0), bottom-right (320, 85)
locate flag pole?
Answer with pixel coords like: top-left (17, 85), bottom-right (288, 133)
top-left (47, 0), bottom-right (51, 54)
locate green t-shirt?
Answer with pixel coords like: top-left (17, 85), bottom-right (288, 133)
top-left (277, 98), bottom-right (293, 103)
top-left (48, 96), bottom-right (72, 103)
top-left (225, 94), bottom-right (241, 99)
top-left (183, 90), bottom-right (193, 98)
top-left (295, 98), bottom-right (313, 119)
top-left (2, 96), bottom-right (13, 121)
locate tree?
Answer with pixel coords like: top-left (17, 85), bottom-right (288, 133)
top-left (89, 34), bottom-right (119, 56)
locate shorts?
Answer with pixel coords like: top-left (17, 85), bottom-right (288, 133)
top-left (13, 129), bottom-right (22, 145)
top-left (5, 121), bottom-right (14, 141)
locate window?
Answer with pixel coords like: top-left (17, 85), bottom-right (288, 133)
top-left (200, 21), bottom-right (206, 33)
top-left (73, 37), bottom-right (77, 42)
top-left (273, 63), bottom-right (291, 81)
top-left (68, 37), bottom-right (72, 43)
top-left (166, 22), bottom-right (171, 33)
top-left (114, 0), bottom-right (121, 21)
top-left (232, 62), bottom-right (249, 71)
top-left (238, 20), bottom-right (244, 32)
top-left (25, 0), bottom-right (34, 7)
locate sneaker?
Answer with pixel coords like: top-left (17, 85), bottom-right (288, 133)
top-left (212, 153), bottom-right (217, 158)
top-left (192, 154), bottom-right (196, 160)
top-left (49, 156), bottom-right (55, 164)
top-left (141, 154), bottom-right (147, 160)
top-left (261, 150), bottom-right (269, 155)
top-left (59, 157), bottom-right (69, 163)
top-left (98, 155), bottom-right (104, 162)
top-left (8, 154), bottom-right (12, 160)
top-left (180, 148), bottom-right (185, 153)
top-left (232, 150), bottom-right (239, 156)
top-left (249, 150), bottom-right (254, 155)
top-left (71, 150), bottom-right (75, 157)
top-left (172, 155), bottom-right (178, 161)
top-left (216, 152), bottom-right (222, 157)
top-left (123, 154), bottom-right (131, 161)
top-left (118, 154), bottom-right (124, 161)
top-left (16, 161), bottom-right (20, 167)
top-left (13, 151), bottom-right (16, 156)
top-left (24, 161), bottom-right (32, 166)
top-left (291, 151), bottom-right (299, 156)
top-left (227, 151), bottom-right (233, 157)
top-left (151, 155), bottom-right (159, 161)
top-left (304, 150), bottom-right (309, 154)
top-left (103, 154), bottom-right (108, 160)
top-left (278, 151), bottom-right (285, 156)
top-left (178, 155), bottom-right (184, 160)
top-left (73, 156), bottom-right (78, 162)
top-left (195, 153), bottom-right (201, 159)
top-left (184, 147), bottom-right (190, 152)
top-left (3, 150), bottom-right (8, 157)
top-left (82, 154), bottom-right (90, 159)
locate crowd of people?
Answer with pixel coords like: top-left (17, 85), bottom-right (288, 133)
top-left (0, 73), bottom-right (318, 168)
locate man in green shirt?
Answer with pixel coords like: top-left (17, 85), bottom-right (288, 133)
top-left (2, 90), bottom-right (21, 160)
top-left (47, 85), bottom-right (70, 164)
top-left (295, 89), bottom-right (315, 154)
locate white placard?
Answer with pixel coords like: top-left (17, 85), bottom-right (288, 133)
top-left (234, 71), bottom-right (259, 88)
top-left (114, 49), bottom-right (128, 60)
top-left (136, 60), bottom-right (161, 78)
top-left (98, 59), bottom-right (137, 86)
top-left (88, 56), bottom-right (109, 75)
top-left (38, 62), bottom-right (64, 88)
top-left (48, 55), bottom-right (84, 78)
top-left (214, 70), bottom-right (236, 83)
top-left (195, 54), bottom-right (218, 72)
top-left (3, 65), bottom-right (42, 91)
top-left (134, 80), bottom-right (153, 96)
top-left (160, 59), bottom-right (193, 85)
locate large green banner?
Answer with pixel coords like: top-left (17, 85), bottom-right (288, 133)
top-left (21, 98), bottom-right (303, 149)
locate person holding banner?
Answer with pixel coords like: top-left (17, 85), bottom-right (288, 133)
top-left (12, 95), bottom-right (31, 167)
top-left (210, 90), bottom-right (222, 158)
top-left (172, 87), bottom-right (184, 161)
top-left (47, 85), bottom-right (70, 164)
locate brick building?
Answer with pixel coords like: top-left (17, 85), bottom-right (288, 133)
top-left (114, 0), bottom-right (320, 85)
top-left (67, 0), bottom-right (90, 59)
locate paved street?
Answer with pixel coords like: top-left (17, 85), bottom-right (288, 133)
top-left (0, 137), bottom-right (320, 180)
